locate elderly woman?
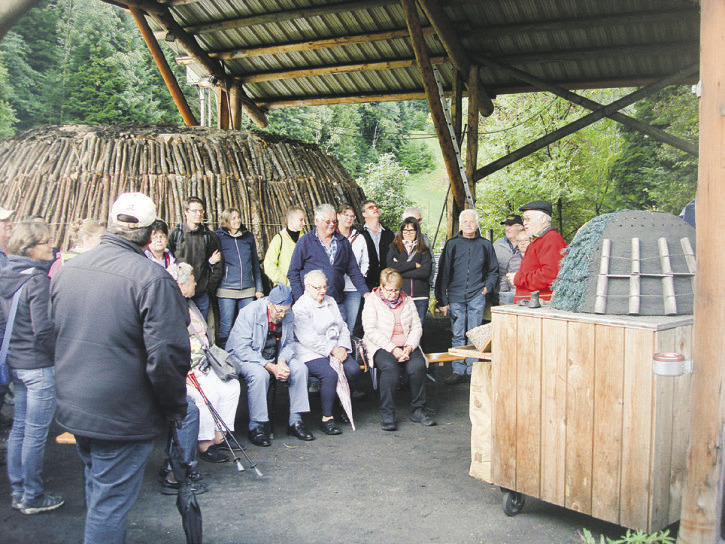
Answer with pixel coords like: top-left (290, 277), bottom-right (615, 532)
top-left (0, 220), bottom-right (64, 513)
top-left (292, 269), bottom-right (362, 435)
top-left (48, 218), bottom-right (105, 279)
top-left (362, 268), bottom-right (436, 431)
top-left (144, 219), bottom-right (176, 269)
top-left (168, 263), bottom-right (241, 464)
top-left (216, 208), bottom-right (264, 348)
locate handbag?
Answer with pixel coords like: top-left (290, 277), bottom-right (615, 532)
top-left (190, 328), bottom-right (237, 382)
top-left (0, 285), bottom-right (24, 386)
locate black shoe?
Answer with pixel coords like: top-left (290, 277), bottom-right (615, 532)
top-left (287, 422), bottom-right (315, 441)
top-left (444, 372), bottom-right (465, 385)
top-left (248, 427), bottom-right (271, 447)
top-left (160, 479), bottom-right (209, 496)
top-left (338, 410), bottom-right (350, 424)
top-left (159, 466), bottom-right (204, 483)
top-left (381, 420), bottom-right (397, 431)
top-left (320, 419), bottom-right (342, 435)
top-left (410, 408), bottom-right (436, 426)
top-left (216, 435), bottom-right (243, 451)
top-left (18, 493), bottom-right (65, 515)
top-left (198, 444), bottom-right (229, 463)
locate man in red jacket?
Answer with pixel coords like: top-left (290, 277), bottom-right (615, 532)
top-left (508, 200), bottom-right (567, 303)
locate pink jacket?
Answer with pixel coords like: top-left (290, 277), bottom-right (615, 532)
top-left (361, 290), bottom-right (422, 359)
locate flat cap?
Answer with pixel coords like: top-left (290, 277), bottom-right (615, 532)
top-left (500, 214), bottom-right (523, 226)
top-left (519, 200), bottom-right (552, 216)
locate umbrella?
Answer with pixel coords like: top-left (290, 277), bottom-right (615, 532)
top-left (352, 336), bottom-right (377, 391)
top-left (168, 423), bottom-right (202, 544)
top-left (329, 356), bottom-right (356, 431)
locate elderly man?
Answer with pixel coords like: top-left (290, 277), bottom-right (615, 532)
top-left (51, 193), bottom-right (190, 544)
top-left (287, 203), bottom-right (369, 312)
top-left (227, 283), bottom-right (314, 446)
top-left (435, 209), bottom-right (498, 384)
top-left (507, 200), bottom-right (567, 303)
top-left (493, 214), bottom-right (524, 296)
top-left (293, 270), bottom-right (362, 435)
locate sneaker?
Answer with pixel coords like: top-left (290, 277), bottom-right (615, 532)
top-left (308, 380), bottom-right (321, 395)
top-left (160, 478), bottom-right (209, 496)
top-left (198, 444), bottom-right (229, 463)
top-left (410, 408), bottom-right (436, 427)
top-left (11, 492), bottom-right (22, 510)
top-left (444, 372), bottom-right (465, 385)
top-left (19, 493), bottom-right (65, 514)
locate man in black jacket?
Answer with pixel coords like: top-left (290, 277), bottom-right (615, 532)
top-left (435, 209), bottom-right (498, 384)
top-left (168, 196), bottom-right (222, 320)
top-left (51, 193), bottom-right (190, 544)
top-left (359, 200), bottom-right (395, 290)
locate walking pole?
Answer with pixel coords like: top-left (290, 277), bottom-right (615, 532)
top-left (187, 372), bottom-right (263, 477)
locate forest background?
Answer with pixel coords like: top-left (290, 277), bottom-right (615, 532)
top-left (0, 0), bottom-right (698, 247)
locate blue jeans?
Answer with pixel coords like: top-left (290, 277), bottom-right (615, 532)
top-left (163, 396), bottom-right (199, 473)
top-left (218, 296), bottom-right (254, 341)
top-left (7, 366), bottom-right (56, 502)
top-left (76, 436), bottom-right (154, 544)
top-left (192, 292), bottom-right (210, 321)
top-left (340, 291), bottom-right (362, 335)
top-left (413, 298), bottom-right (429, 326)
top-left (449, 292), bottom-right (487, 375)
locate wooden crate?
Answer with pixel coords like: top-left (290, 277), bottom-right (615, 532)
top-left (486, 305), bottom-right (692, 532)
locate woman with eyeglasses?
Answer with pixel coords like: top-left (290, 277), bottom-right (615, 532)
top-left (0, 220), bottom-right (64, 514)
top-left (386, 217), bottom-right (432, 325)
top-left (336, 204), bottom-right (369, 334)
top-left (362, 268), bottom-right (435, 431)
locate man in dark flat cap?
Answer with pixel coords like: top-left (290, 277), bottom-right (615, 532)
top-left (506, 200), bottom-right (567, 303)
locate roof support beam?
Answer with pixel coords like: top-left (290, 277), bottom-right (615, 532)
top-left (184, 0), bottom-right (395, 35)
top-left (238, 56), bottom-right (446, 83)
top-left (0, 0), bottom-right (41, 40)
top-left (400, 0), bottom-right (468, 209)
top-left (258, 90), bottom-right (442, 108)
top-left (473, 63), bottom-right (699, 181)
top-left (129, 7), bottom-right (197, 126)
top-left (417, 0), bottom-right (494, 116)
top-left (475, 55), bottom-right (698, 156)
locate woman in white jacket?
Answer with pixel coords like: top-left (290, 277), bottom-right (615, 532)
top-left (362, 268), bottom-right (436, 431)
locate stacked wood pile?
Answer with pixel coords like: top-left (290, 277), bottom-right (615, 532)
top-left (0, 124), bottom-right (366, 252)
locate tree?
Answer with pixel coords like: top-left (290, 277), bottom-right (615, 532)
top-left (356, 153), bottom-right (418, 227)
top-left (0, 59), bottom-right (18, 137)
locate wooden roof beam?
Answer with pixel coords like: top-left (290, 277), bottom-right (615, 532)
top-left (401, 0), bottom-right (468, 209)
top-left (171, 26), bottom-right (437, 63)
top-left (0, 0), bottom-right (42, 40)
top-left (417, 0), bottom-right (493, 116)
top-left (183, 0), bottom-right (396, 35)
top-left (475, 55), bottom-right (697, 156)
top-left (473, 63), bottom-right (699, 181)
top-left (258, 90), bottom-right (446, 108)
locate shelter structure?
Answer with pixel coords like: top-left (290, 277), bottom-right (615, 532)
top-left (0, 124), bottom-right (365, 250)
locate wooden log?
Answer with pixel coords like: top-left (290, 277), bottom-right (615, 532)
top-left (658, 237), bottom-right (677, 315)
top-left (680, 237), bottom-right (697, 293)
top-left (594, 238), bottom-right (611, 314)
top-left (629, 237), bottom-right (641, 315)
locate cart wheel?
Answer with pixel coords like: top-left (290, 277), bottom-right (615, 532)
top-left (502, 489), bottom-right (525, 516)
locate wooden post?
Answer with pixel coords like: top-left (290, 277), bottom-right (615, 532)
top-left (229, 81), bottom-right (243, 130)
top-left (400, 0), bottom-right (467, 212)
top-left (447, 72), bottom-right (463, 238)
top-left (0, 0), bottom-right (41, 40)
top-left (217, 87), bottom-right (230, 129)
top-left (129, 7), bottom-right (197, 126)
top-left (466, 65), bottom-right (479, 206)
top-left (679, 0), bottom-right (725, 541)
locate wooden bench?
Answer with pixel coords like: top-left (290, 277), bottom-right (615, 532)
top-left (426, 345), bottom-right (492, 412)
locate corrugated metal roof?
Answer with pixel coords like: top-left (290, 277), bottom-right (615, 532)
top-left (136, 0), bottom-right (699, 108)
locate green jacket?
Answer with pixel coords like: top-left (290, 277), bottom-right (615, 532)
top-left (263, 229), bottom-right (302, 286)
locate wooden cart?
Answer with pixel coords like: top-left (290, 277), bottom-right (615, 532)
top-left (470, 305), bottom-right (693, 532)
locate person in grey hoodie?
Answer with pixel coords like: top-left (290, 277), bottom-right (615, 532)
top-left (0, 220), bottom-right (64, 514)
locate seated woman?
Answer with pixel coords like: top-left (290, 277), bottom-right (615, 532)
top-left (362, 268), bottom-right (436, 431)
top-left (292, 269), bottom-right (362, 435)
top-left (168, 263), bottom-right (241, 463)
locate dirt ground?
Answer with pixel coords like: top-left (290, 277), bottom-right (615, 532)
top-left (0, 317), bottom-right (675, 544)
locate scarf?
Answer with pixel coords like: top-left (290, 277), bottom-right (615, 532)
top-left (374, 286), bottom-right (406, 309)
top-left (403, 239), bottom-right (417, 255)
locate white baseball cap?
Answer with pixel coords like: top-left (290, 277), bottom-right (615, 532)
top-left (110, 193), bottom-right (156, 228)
top-left (0, 206), bottom-right (15, 221)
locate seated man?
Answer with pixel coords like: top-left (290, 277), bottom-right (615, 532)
top-left (227, 283), bottom-right (314, 446)
top-left (507, 200), bottom-right (567, 303)
top-left (292, 270), bottom-right (362, 436)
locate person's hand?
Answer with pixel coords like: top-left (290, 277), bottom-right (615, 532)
top-left (331, 346), bottom-right (347, 362)
top-left (392, 347), bottom-right (409, 362)
top-left (209, 250), bottom-right (221, 265)
top-left (440, 305), bottom-right (450, 316)
top-left (415, 262), bottom-right (421, 268)
top-left (506, 272), bottom-right (516, 285)
top-left (276, 360), bottom-right (290, 381)
top-left (255, 291), bottom-right (264, 299)
top-left (482, 286), bottom-right (488, 295)
top-left (363, 292), bottom-right (370, 298)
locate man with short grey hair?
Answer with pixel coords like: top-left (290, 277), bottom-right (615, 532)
top-left (493, 214), bottom-right (524, 296)
top-left (435, 209), bottom-right (498, 384)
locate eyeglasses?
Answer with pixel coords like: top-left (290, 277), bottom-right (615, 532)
top-left (318, 219), bottom-right (337, 225)
top-left (381, 286), bottom-right (400, 296)
top-left (308, 284), bottom-right (327, 291)
top-left (364, 204), bottom-right (378, 211)
top-left (270, 304), bottom-right (290, 314)
top-left (186, 208), bottom-right (204, 215)
top-left (402, 228), bottom-right (416, 233)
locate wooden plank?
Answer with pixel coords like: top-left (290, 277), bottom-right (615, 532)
top-left (564, 321), bottom-right (595, 514)
top-left (658, 237), bottom-right (677, 315)
top-left (492, 312), bottom-right (517, 489)
top-left (515, 315), bottom-right (542, 498)
top-left (649, 328), bottom-right (676, 531)
top-left (629, 238), bottom-right (641, 315)
top-left (668, 325), bottom-right (692, 524)
top-left (540, 318), bottom-right (568, 507)
top-left (620, 327), bottom-right (655, 530)
top-left (591, 324), bottom-right (625, 525)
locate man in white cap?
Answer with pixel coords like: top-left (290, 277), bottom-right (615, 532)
top-left (0, 206), bottom-right (14, 268)
top-left (50, 192), bottom-right (190, 544)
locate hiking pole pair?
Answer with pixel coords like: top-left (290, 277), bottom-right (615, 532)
top-left (186, 372), bottom-right (263, 477)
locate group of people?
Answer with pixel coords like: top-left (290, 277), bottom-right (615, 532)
top-left (0, 192), bottom-right (566, 543)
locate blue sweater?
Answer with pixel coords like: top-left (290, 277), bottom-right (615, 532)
top-left (216, 227), bottom-right (264, 293)
top-left (287, 230), bottom-right (368, 303)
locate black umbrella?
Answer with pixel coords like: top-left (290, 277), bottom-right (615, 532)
top-left (169, 423), bottom-right (203, 544)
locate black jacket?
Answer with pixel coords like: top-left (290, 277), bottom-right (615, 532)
top-left (168, 223), bottom-right (223, 297)
top-left (435, 233), bottom-right (499, 307)
top-left (50, 234), bottom-right (191, 441)
top-left (386, 244), bottom-right (432, 299)
top-left (0, 255), bottom-right (55, 370)
top-left (360, 224), bottom-right (395, 289)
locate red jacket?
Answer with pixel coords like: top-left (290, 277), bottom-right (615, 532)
top-left (513, 228), bottom-right (567, 302)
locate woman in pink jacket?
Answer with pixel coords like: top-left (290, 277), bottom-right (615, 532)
top-left (362, 268), bottom-right (436, 431)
